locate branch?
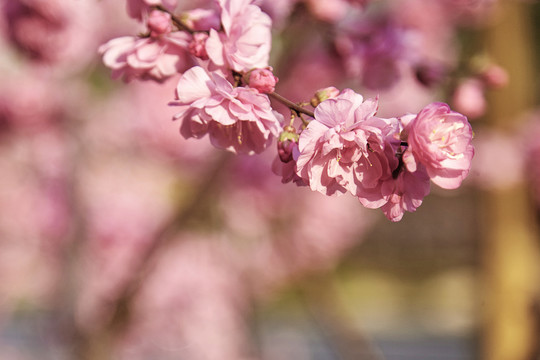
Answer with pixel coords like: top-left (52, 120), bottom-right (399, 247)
top-left (154, 5), bottom-right (195, 34)
top-left (268, 92), bottom-right (315, 118)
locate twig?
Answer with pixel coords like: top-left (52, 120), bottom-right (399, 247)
top-left (154, 5), bottom-right (196, 34)
top-left (269, 92), bottom-right (315, 118)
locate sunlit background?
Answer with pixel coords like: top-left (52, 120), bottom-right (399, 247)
top-left (0, 0), bottom-right (539, 359)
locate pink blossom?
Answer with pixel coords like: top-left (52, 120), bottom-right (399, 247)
top-left (246, 68), bottom-right (278, 94)
top-left (126, 0), bottom-right (177, 20)
top-left (402, 102), bottom-right (474, 189)
top-left (442, 0), bottom-right (496, 24)
top-left (469, 130), bottom-right (523, 190)
top-left (171, 66), bottom-right (282, 154)
top-left (189, 32), bottom-right (210, 59)
top-left (117, 238), bottom-right (252, 360)
top-left (99, 31), bottom-right (191, 82)
top-left (3, 0), bottom-right (99, 66)
top-left (75, 155), bottom-right (178, 331)
top-left (0, 74), bottom-right (64, 132)
top-left (296, 89), bottom-right (395, 207)
top-left (146, 9), bottom-right (172, 36)
top-left (335, 17), bottom-right (414, 90)
top-left (206, 0), bottom-right (272, 72)
top-left (305, 0), bottom-right (349, 23)
top-left (380, 162), bottom-right (431, 222)
top-left (452, 78), bottom-right (486, 119)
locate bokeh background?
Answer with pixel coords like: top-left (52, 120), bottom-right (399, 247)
top-left (0, 0), bottom-right (539, 359)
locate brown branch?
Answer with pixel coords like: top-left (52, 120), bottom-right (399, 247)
top-left (154, 5), bottom-right (196, 34)
top-left (268, 91), bottom-right (315, 118)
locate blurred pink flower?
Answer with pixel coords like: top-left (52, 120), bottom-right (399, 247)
top-left (126, 0), bottom-right (177, 20)
top-left (336, 17), bottom-right (414, 90)
top-left (0, 74), bottom-right (63, 132)
top-left (296, 89), bottom-right (394, 208)
top-left (171, 66), bottom-right (282, 154)
top-left (305, 0), bottom-right (349, 23)
top-left (470, 130), bottom-right (523, 190)
top-left (276, 46), bottom-right (344, 118)
top-left (442, 0), bottom-right (496, 24)
top-left (3, 0), bottom-right (99, 66)
top-left (206, 0), bottom-right (272, 72)
top-left (215, 154), bottom-right (374, 294)
top-left (119, 238), bottom-right (253, 360)
top-left (245, 189), bottom-right (374, 295)
top-left (403, 102), bottom-right (474, 189)
top-left (452, 78), bottom-right (486, 119)
top-left (0, 131), bottom-right (73, 313)
top-left (253, 0), bottom-right (298, 26)
top-left (75, 155), bottom-right (178, 331)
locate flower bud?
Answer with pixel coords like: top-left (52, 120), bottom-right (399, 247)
top-left (189, 33), bottom-right (209, 60)
top-left (246, 68), bottom-right (278, 94)
top-left (147, 10), bottom-right (172, 37)
top-left (277, 128), bottom-right (298, 163)
top-left (310, 86), bottom-right (340, 107)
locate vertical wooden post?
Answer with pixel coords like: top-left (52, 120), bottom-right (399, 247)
top-left (482, 1), bottom-right (540, 359)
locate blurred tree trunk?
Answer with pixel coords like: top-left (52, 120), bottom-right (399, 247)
top-left (482, 1), bottom-right (540, 359)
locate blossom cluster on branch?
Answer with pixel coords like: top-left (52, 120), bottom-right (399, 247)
top-left (99, 0), bottom-right (475, 221)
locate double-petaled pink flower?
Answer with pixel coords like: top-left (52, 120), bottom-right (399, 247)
top-left (296, 89), bottom-right (395, 207)
top-left (171, 66), bottom-right (282, 154)
top-left (294, 90), bottom-right (472, 222)
top-left (99, 10), bottom-right (191, 82)
top-left (379, 137), bottom-right (431, 222)
top-left (206, 0), bottom-right (272, 72)
top-left (402, 102), bottom-right (474, 189)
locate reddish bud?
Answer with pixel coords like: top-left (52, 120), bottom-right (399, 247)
top-left (147, 10), bottom-right (173, 37)
top-left (246, 68), bottom-right (278, 94)
top-left (277, 128), bottom-right (299, 163)
top-left (189, 33), bottom-right (209, 60)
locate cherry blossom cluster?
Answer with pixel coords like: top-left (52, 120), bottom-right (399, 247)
top-left (282, 90), bottom-right (474, 221)
top-left (99, 0), bottom-right (475, 221)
